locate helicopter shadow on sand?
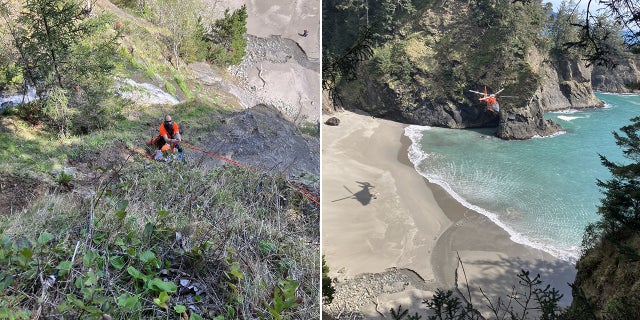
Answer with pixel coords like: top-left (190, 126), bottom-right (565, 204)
top-left (332, 181), bottom-right (377, 206)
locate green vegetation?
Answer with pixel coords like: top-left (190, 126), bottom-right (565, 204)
top-left (205, 5), bottom-right (248, 66)
top-left (0, 99), bottom-right (319, 319)
top-left (0, 0), bottom-right (317, 318)
top-left (0, 0), bottom-right (123, 137)
top-left (322, 255), bottom-right (334, 305)
top-left (563, 116), bottom-right (640, 319)
top-left (323, 0), bottom-right (553, 113)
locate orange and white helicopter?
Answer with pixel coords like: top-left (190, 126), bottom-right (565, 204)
top-left (469, 86), bottom-right (506, 113)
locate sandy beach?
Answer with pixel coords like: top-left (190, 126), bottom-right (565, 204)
top-left (322, 110), bottom-right (577, 318)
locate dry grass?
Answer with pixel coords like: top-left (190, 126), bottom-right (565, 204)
top-left (0, 150), bottom-right (319, 318)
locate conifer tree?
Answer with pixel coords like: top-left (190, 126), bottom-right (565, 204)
top-left (17, 0), bottom-right (88, 91)
top-left (208, 5), bottom-right (247, 66)
top-left (594, 116), bottom-right (640, 237)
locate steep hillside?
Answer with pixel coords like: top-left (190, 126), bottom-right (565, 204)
top-left (0, 0), bottom-right (320, 318)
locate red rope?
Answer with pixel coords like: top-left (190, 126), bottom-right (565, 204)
top-left (180, 141), bottom-right (245, 168)
top-left (179, 141), bottom-right (320, 207)
top-left (288, 182), bottom-right (320, 206)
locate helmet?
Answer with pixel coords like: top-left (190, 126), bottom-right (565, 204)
top-left (161, 144), bottom-right (171, 152)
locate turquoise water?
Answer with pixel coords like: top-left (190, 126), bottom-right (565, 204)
top-left (404, 93), bottom-right (640, 262)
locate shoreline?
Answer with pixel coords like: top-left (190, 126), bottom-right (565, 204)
top-left (322, 110), bottom-right (576, 318)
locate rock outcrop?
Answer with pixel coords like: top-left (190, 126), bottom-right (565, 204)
top-left (495, 49), bottom-right (603, 139)
top-left (532, 56), bottom-right (604, 111)
top-left (496, 99), bottom-right (562, 139)
top-left (202, 104), bottom-right (319, 177)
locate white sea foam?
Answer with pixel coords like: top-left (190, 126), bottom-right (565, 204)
top-left (557, 115), bottom-right (582, 121)
top-left (549, 109), bottom-right (582, 114)
top-left (532, 130), bottom-right (567, 139)
top-left (404, 125), bottom-right (432, 164)
top-left (403, 125), bottom-right (580, 263)
top-left (596, 91), bottom-right (640, 97)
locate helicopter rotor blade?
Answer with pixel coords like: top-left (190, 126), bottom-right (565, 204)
top-left (494, 88), bottom-right (505, 95)
top-left (469, 90), bottom-right (484, 95)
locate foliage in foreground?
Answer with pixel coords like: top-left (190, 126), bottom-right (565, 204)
top-left (0, 158), bottom-right (319, 319)
top-left (567, 116), bottom-right (640, 319)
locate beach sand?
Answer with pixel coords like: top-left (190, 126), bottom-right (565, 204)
top-left (322, 110), bottom-right (577, 318)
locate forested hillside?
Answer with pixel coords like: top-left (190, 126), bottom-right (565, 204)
top-left (323, 0), bottom-right (615, 139)
top-left (0, 0), bottom-right (320, 318)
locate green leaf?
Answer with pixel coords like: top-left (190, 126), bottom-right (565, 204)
top-left (148, 278), bottom-right (177, 293)
top-left (126, 266), bottom-right (148, 282)
top-left (153, 291), bottom-right (170, 309)
top-left (258, 240), bottom-right (277, 254)
top-left (144, 222), bottom-right (154, 238)
top-left (117, 293), bottom-right (140, 309)
top-left (83, 270), bottom-right (98, 286)
top-left (82, 250), bottom-right (99, 267)
top-left (110, 256), bottom-right (126, 270)
top-left (117, 200), bottom-right (128, 213)
top-left (66, 294), bottom-right (85, 308)
top-left (37, 232), bottom-right (54, 245)
top-left (191, 314), bottom-right (206, 320)
top-left (56, 261), bottom-right (73, 276)
top-left (139, 250), bottom-right (157, 264)
top-left (19, 247), bottom-right (33, 260)
top-left (114, 237), bottom-right (126, 247)
top-left (157, 209), bottom-right (169, 218)
top-left (17, 247), bottom-right (33, 267)
top-left (229, 261), bottom-right (243, 280)
top-left (202, 240), bottom-right (214, 251)
top-left (174, 304), bottom-right (187, 313)
top-left (0, 274), bottom-right (14, 291)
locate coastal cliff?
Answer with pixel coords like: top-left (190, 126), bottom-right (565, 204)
top-left (329, 0), bottom-right (603, 140)
top-left (592, 56), bottom-right (640, 93)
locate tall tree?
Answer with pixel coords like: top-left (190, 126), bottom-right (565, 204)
top-left (148, 0), bottom-right (201, 67)
top-left (8, 0), bottom-right (120, 135)
top-left (592, 116), bottom-right (640, 238)
top-left (17, 0), bottom-right (88, 91)
top-left (207, 5), bottom-right (247, 66)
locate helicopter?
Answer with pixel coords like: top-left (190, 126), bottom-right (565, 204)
top-left (469, 86), bottom-right (508, 113)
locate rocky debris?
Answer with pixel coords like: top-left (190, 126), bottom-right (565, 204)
top-left (323, 268), bottom-right (435, 319)
top-left (226, 34), bottom-right (320, 123)
top-left (241, 35), bottom-right (319, 72)
top-left (200, 104), bottom-right (319, 178)
top-left (325, 117), bottom-right (340, 126)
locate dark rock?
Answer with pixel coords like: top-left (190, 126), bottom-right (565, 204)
top-left (202, 104), bottom-right (319, 177)
top-left (495, 104), bottom-right (562, 140)
top-left (325, 117), bottom-right (340, 126)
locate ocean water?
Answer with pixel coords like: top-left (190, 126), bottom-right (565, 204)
top-left (405, 93), bottom-right (640, 262)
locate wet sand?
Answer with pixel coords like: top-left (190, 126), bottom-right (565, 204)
top-left (322, 110), bottom-right (576, 318)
